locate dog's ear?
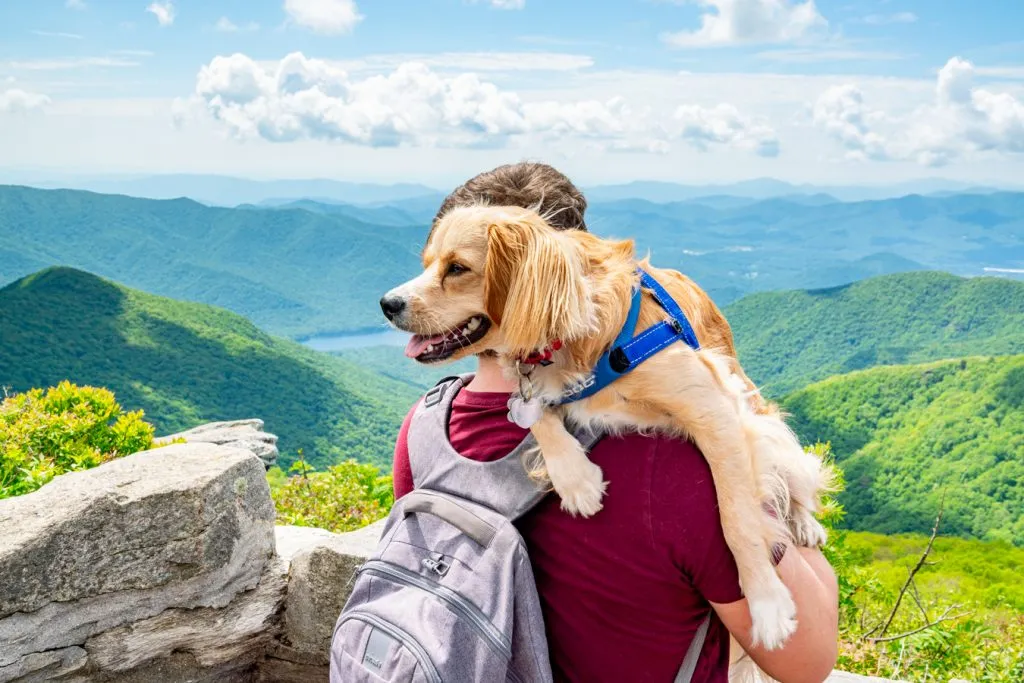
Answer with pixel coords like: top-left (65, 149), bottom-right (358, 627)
top-left (484, 216), bottom-right (592, 357)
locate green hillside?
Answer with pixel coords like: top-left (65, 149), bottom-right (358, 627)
top-left (727, 271), bottom-right (1024, 395)
top-left (0, 267), bottom-right (421, 469)
top-left (782, 355), bottom-right (1024, 545)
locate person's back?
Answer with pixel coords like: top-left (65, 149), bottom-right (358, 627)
top-left (393, 384), bottom-right (739, 682)
top-left (389, 162), bottom-right (839, 683)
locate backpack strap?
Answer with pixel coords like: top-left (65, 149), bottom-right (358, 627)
top-left (407, 373), bottom-right (602, 521)
top-left (674, 611), bottom-right (712, 683)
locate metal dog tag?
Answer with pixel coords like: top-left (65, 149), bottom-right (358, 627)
top-left (507, 394), bottom-right (544, 429)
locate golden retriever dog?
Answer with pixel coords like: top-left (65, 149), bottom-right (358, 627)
top-left (381, 204), bottom-right (833, 650)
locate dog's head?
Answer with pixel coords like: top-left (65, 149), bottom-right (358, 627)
top-left (381, 205), bottom-right (604, 364)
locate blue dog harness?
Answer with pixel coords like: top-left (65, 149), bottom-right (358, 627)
top-left (557, 268), bottom-right (701, 405)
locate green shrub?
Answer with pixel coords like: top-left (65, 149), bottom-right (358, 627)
top-left (0, 381), bottom-right (155, 499)
top-left (269, 454), bottom-right (394, 533)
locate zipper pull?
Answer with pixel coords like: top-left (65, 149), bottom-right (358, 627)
top-left (421, 552), bottom-right (450, 577)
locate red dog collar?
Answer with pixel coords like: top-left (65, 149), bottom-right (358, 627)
top-left (521, 339), bottom-right (563, 366)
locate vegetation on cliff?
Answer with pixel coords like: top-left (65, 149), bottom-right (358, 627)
top-left (0, 381), bottom-right (154, 498)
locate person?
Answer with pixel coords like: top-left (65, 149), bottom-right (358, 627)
top-left (392, 162), bottom-right (839, 683)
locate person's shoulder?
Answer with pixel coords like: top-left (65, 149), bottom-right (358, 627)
top-left (594, 430), bottom-right (707, 469)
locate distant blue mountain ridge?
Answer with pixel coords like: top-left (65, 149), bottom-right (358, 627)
top-left (1, 183), bottom-right (1021, 337)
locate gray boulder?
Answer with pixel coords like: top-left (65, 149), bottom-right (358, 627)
top-left (160, 419), bottom-right (279, 469)
top-left (0, 443), bottom-right (276, 682)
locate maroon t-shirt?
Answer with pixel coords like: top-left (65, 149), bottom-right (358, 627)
top-left (392, 387), bottom-right (744, 683)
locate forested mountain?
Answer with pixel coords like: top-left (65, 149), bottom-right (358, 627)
top-left (725, 271), bottom-right (1024, 395)
top-left (783, 355), bottom-right (1024, 546)
top-left (0, 267), bottom-right (419, 469)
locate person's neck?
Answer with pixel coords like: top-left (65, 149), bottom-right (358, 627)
top-left (466, 354), bottom-right (516, 393)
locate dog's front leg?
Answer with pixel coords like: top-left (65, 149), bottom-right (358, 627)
top-left (530, 410), bottom-right (607, 517)
top-left (655, 356), bottom-right (798, 650)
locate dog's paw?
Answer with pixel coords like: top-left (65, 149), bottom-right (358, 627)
top-left (790, 509), bottom-right (828, 548)
top-left (551, 459), bottom-right (607, 518)
top-left (748, 589), bottom-right (798, 651)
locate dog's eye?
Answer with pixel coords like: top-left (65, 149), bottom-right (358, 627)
top-left (446, 262), bottom-right (469, 276)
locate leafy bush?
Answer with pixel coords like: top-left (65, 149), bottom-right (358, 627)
top-left (0, 381), bottom-right (155, 499)
top-left (269, 454), bottom-right (394, 533)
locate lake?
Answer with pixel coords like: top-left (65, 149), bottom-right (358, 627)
top-left (301, 329), bottom-right (410, 351)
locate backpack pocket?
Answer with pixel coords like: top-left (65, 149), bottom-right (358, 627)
top-left (333, 560), bottom-right (515, 682)
top-left (331, 611), bottom-right (441, 683)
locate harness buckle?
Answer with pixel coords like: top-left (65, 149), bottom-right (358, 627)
top-left (609, 347), bottom-right (630, 374)
top-left (668, 318), bottom-right (684, 335)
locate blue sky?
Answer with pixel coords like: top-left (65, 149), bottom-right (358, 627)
top-left (2, 0), bottom-right (1024, 186)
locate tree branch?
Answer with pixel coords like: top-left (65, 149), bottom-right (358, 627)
top-left (867, 493), bottom-right (945, 639)
top-left (909, 575), bottom-right (930, 623)
top-left (868, 605), bottom-right (968, 643)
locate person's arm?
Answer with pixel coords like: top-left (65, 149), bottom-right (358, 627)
top-left (711, 546), bottom-right (839, 683)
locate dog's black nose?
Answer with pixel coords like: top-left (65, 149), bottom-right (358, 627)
top-left (380, 296), bottom-right (406, 321)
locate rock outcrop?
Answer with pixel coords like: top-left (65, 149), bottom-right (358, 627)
top-left (0, 434), bottom-right (380, 683)
top-left (160, 419), bottom-right (279, 469)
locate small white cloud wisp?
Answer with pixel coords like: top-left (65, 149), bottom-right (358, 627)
top-left (663, 0), bottom-right (827, 48)
top-left (146, 1), bottom-right (175, 26)
top-left (284, 0), bottom-right (362, 35)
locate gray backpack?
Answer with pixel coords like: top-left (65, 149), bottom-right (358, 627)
top-left (330, 374), bottom-right (711, 683)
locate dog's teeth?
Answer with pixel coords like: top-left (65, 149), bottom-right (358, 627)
top-left (467, 318), bottom-right (481, 331)
top-left (425, 344), bottom-right (434, 353)
top-left (461, 327), bottom-right (470, 336)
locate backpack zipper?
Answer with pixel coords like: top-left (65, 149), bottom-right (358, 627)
top-left (335, 610), bottom-right (443, 683)
top-left (359, 559), bottom-right (513, 661)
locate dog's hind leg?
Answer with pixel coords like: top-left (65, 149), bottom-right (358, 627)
top-left (529, 410), bottom-right (608, 517)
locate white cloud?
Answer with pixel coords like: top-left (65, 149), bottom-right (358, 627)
top-left (146, 1), bottom-right (175, 27)
top-left (673, 103), bottom-right (780, 156)
top-left (183, 52), bottom-right (777, 159)
top-left (31, 30), bottom-right (84, 40)
top-left (812, 57), bottom-right (1024, 166)
top-left (861, 11), bottom-right (917, 25)
top-left (187, 52), bottom-right (635, 148)
top-left (2, 57), bottom-right (142, 70)
top-left (811, 84), bottom-right (890, 161)
top-left (215, 17), bottom-right (259, 32)
top-left (488, 0), bottom-right (526, 9)
top-left (663, 0), bottom-right (827, 48)
top-left (284, 0), bottom-right (362, 35)
top-left (0, 89), bottom-right (51, 114)
top-left (65, 0), bottom-right (86, 9)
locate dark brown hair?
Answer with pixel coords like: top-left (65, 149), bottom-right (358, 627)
top-left (432, 162), bottom-right (588, 237)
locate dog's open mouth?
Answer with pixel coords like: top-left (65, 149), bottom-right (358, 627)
top-left (404, 316), bottom-right (491, 363)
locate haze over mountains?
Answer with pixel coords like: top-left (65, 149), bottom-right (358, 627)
top-left (2, 182), bottom-right (1021, 338)
top-left (3, 171), bottom-right (1020, 207)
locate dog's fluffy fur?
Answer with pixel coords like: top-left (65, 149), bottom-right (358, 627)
top-left (384, 204), bottom-right (835, 651)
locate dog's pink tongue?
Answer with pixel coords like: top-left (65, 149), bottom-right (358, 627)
top-left (404, 333), bottom-right (446, 359)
